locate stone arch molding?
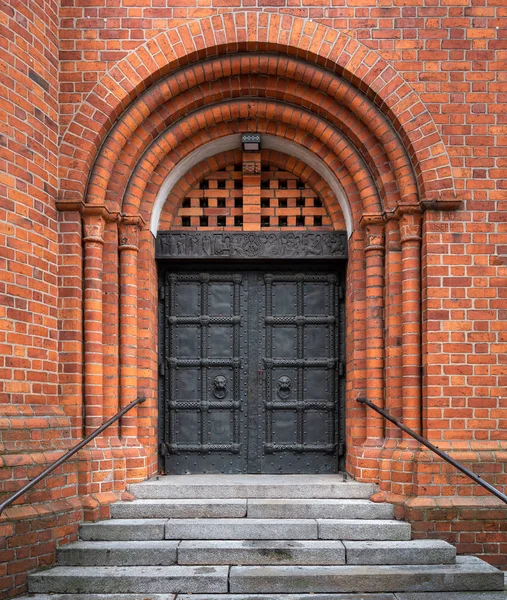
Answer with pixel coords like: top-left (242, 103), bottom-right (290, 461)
top-left (58, 11), bottom-right (460, 221)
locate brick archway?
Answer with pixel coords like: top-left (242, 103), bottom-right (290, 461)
top-left (57, 12), bottom-right (457, 211)
top-left (56, 12), bottom-right (462, 493)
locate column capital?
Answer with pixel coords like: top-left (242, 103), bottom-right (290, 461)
top-left (398, 211), bottom-right (422, 245)
top-left (361, 214), bottom-right (385, 253)
top-left (119, 214), bottom-right (145, 251)
top-left (82, 207), bottom-right (109, 244)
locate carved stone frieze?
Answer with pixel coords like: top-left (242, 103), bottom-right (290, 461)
top-left (156, 231), bottom-right (348, 260)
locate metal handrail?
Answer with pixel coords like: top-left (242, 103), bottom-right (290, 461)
top-left (357, 397), bottom-right (507, 505)
top-left (0, 396), bottom-right (147, 517)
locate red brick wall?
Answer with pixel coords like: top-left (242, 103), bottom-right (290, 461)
top-left (0, 3), bottom-right (506, 598)
top-left (0, 2), bottom-right (85, 597)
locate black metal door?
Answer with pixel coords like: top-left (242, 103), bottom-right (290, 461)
top-left (159, 268), bottom-right (345, 474)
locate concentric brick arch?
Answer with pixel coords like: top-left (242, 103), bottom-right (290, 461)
top-left (60, 11), bottom-right (460, 501)
top-left (58, 11), bottom-right (457, 212)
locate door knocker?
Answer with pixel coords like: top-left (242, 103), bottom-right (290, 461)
top-left (277, 376), bottom-right (292, 400)
top-left (213, 375), bottom-right (228, 399)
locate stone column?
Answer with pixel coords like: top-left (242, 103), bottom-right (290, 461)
top-left (362, 216), bottom-right (385, 442)
top-left (82, 207), bottom-right (108, 436)
top-left (399, 209), bottom-right (423, 437)
top-left (118, 215), bottom-right (144, 440)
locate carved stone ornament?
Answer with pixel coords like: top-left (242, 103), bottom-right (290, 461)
top-left (156, 231), bottom-right (348, 260)
top-left (82, 215), bottom-right (105, 243)
top-left (119, 223), bottom-right (140, 250)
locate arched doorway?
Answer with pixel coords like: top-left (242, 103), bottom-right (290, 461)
top-left (156, 147), bottom-right (348, 474)
top-left (55, 12), bottom-right (459, 493)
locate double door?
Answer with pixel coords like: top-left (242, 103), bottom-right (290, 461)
top-left (158, 266), bottom-right (345, 474)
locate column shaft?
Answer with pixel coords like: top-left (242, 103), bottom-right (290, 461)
top-left (119, 217), bottom-right (142, 439)
top-left (82, 211), bottom-right (106, 436)
top-left (364, 221), bottom-right (385, 441)
top-left (400, 211), bottom-right (423, 437)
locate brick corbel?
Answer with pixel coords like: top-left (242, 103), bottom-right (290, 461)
top-left (421, 195), bottom-right (462, 212)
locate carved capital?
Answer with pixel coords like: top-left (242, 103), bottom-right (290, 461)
top-left (363, 221), bottom-right (385, 254)
top-left (399, 212), bottom-right (422, 245)
top-left (119, 215), bottom-right (145, 251)
top-left (82, 207), bottom-right (108, 244)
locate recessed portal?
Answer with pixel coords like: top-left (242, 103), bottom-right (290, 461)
top-left (158, 263), bottom-right (346, 474)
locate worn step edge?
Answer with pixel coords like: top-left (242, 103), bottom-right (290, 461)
top-left (57, 541), bottom-right (179, 566)
top-left (247, 500), bottom-right (394, 520)
top-left (395, 593), bottom-right (507, 600)
top-left (14, 594), bottom-right (507, 600)
top-left (343, 540), bottom-right (456, 565)
top-left (317, 519), bottom-right (412, 541)
top-left (15, 596), bottom-right (178, 600)
top-left (229, 557), bottom-right (504, 594)
top-left (111, 499), bottom-right (247, 519)
top-left (178, 540), bottom-right (346, 565)
top-left (129, 476), bottom-right (376, 499)
top-left (80, 519), bottom-right (167, 541)
top-left (165, 518), bottom-right (318, 540)
top-left (28, 565), bottom-right (229, 594)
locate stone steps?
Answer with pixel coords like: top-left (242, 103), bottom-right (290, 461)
top-left (28, 558), bottom-right (504, 595)
top-left (57, 541), bottom-right (179, 566)
top-left (129, 475), bottom-right (376, 499)
top-left (25, 475), bottom-right (505, 598)
top-left (111, 498), bottom-right (394, 520)
top-left (80, 517), bottom-right (411, 541)
top-left (16, 593), bottom-right (507, 600)
top-left (57, 539), bottom-right (455, 567)
top-left (57, 539), bottom-right (456, 567)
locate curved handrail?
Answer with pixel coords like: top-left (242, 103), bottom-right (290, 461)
top-left (357, 397), bottom-right (507, 505)
top-left (0, 396), bottom-right (147, 517)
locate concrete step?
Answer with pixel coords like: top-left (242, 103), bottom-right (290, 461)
top-left (165, 518), bottom-right (318, 540)
top-left (318, 519), bottom-right (411, 541)
top-left (176, 539), bottom-right (455, 566)
top-left (80, 519), bottom-right (166, 541)
top-left (229, 557), bottom-right (504, 594)
top-left (14, 593), bottom-right (507, 600)
top-left (79, 517), bottom-right (410, 542)
top-left (111, 499), bottom-right (247, 519)
top-left (178, 540), bottom-right (346, 565)
top-left (28, 565), bottom-right (229, 594)
top-left (179, 595), bottom-right (507, 600)
top-left (129, 474), bottom-right (376, 499)
top-left (247, 499), bottom-right (394, 520)
top-left (57, 541), bottom-right (178, 566)
top-left (343, 540), bottom-right (456, 565)
top-left (395, 593), bottom-right (507, 599)
top-left (16, 596), bottom-right (178, 600)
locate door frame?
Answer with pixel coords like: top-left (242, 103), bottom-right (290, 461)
top-left (156, 230), bottom-right (348, 474)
